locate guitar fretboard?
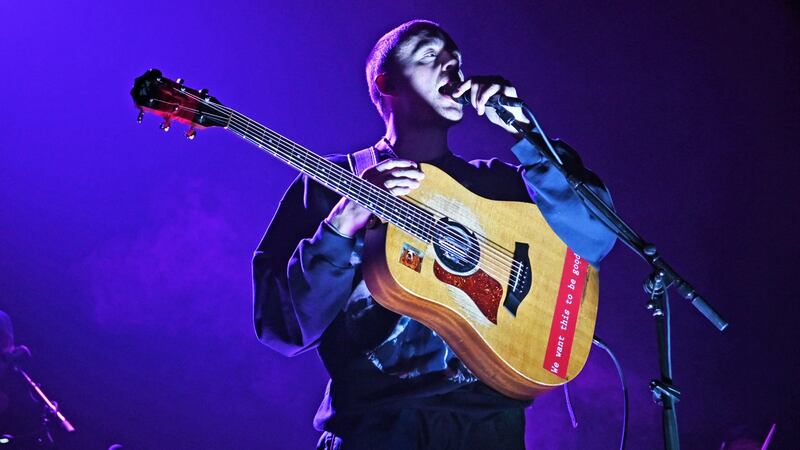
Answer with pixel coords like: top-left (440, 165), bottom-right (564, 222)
top-left (224, 110), bottom-right (436, 240)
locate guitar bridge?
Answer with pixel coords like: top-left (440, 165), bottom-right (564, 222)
top-left (504, 242), bottom-right (532, 315)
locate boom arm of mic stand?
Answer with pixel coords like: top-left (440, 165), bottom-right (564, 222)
top-left (494, 105), bottom-right (728, 331)
top-left (17, 367), bottom-right (76, 433)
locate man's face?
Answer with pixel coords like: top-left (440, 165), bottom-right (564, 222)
top-left (389, 30), bottom-right (464, 124)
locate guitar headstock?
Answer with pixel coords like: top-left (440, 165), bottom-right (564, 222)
top-left (130, 69), bottom-right (227, 139)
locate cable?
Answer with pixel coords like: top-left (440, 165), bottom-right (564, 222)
top-left (519, 103), bottom-right (563, 166)
top-left (592, 336), bottom-right (628, 450)
top-left (562, 383), bottom-right (579, 428)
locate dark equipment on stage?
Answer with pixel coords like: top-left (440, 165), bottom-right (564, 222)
top-left (0, 311), bottom-right (75, 448)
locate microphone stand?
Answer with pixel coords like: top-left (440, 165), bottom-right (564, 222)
top-left (492, 105), bottom-right (728, 450)
top-left (15, 365), bottom-right (76, 434)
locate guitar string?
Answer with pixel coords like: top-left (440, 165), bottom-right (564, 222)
top-left (164, 100), bottom-right (526, 286)
top-left (155, 95), bottom-right (527, 284)
top-left (160, 93), bottom-right (522, 273)
top-left (156, 92), bottom-right (523, 278)
top-left (151, 90), bottom-right (528, 283)
top-left (228, 108), bottom-right (524, 282)
top-left (214, 103), bottom-right (524, 280)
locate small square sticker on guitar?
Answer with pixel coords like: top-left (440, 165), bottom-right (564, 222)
top-left (400, 243), bottom-right (424, 272)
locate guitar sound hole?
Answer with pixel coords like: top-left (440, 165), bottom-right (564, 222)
top-left (432, 218), bottom-right (480, 275)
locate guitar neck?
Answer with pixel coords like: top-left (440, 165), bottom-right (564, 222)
top-left (223, 110), bottom-right (434, 239)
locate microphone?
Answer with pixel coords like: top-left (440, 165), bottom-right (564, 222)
top-left (439, 84), bottom-right (525, 109)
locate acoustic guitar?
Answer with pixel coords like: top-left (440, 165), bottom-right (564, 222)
top-left (131, 69), bottom-right (599, 399)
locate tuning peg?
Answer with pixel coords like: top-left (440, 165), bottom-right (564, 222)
top-left (148, 68), bottom-right (163, 81)
top-left (199, 88), bottom-right (208, 96)
top-left (185, 128), bottom-right (197, 140)
top-left (176, 78), bottom-right (184, 85)
top-left (137, 109), bottom-right (144, 124)
top-left (160, 119), bottom-right (171, 132)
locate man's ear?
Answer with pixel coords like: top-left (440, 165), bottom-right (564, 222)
top-left (375, 73), bottom-right (395, 97)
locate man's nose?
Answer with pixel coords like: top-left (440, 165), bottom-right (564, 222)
top-left (441, 52), bottom-right (460, 73)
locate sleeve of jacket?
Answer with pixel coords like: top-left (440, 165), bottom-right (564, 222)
top-left (511, 137), bottom-right (617, 267)
top-left (252, 173), bottom-right (358, 357)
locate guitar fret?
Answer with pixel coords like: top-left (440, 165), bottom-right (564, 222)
top-left (259, 127), bottom-right (266, 149)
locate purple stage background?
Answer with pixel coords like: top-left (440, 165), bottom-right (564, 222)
top-left (2, 1), bottom-right (798, 449)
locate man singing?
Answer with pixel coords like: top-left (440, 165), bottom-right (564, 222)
top-left (253, 19), bottom-right (616, 449)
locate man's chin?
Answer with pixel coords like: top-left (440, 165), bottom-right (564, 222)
top-left (439, 107), bottom-right (464, 124)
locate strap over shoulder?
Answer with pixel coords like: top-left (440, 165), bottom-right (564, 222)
top-left (347, 147), bottom-right (378, 177)
top-left (347, 139), bottom-right (398, 176)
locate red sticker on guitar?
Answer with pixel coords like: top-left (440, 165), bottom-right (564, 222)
top-left (543, 249), bottom-right (588, 379)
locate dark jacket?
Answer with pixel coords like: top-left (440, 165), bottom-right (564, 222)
top-left (252, 138), bottom-right (616, 432)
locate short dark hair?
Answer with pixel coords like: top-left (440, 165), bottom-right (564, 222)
top-left (366, 20), bottom-right (458, 120)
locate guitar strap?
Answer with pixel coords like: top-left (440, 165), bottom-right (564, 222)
top-left (347, 146), bottom-right (378, 176)
top-left (347, 138), bottom-right (397, 176)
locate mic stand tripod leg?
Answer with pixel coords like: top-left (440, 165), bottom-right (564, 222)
top-left (645, 270), bottom-right (681, 450)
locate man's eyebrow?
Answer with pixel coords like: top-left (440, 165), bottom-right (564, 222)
top-left (410, 37), bottom-right (443, 55)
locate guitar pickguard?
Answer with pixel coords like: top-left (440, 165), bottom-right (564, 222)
top-left (433, 261), bottom-right (503, 324)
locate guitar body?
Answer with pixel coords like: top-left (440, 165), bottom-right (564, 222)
top-left (362, 164), bottom-right (598, 400)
